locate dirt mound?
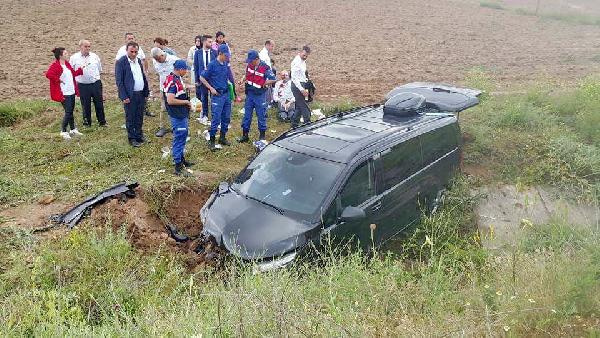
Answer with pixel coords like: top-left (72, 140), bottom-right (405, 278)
top-left (81, 185), bottom-right (219, 269)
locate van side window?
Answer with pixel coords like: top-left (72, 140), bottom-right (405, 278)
top-left (340, 161), bottom-right (374, 208)
top-left (381, 137), bottom-right (422, 190)
top-left (420, 124), bottom-right (459, 166)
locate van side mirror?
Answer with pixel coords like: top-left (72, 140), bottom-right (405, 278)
top-left (340, 206), bottom-right (366, 221)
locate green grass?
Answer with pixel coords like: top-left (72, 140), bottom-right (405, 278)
top-left (461, 74), bottom-right (600, 201)
top-left (1, 79), bottom-right (599, 335)
top-left (0, 186), bottom-right (597, 336)
top-left (0, 99), bottom-right (295, 207)
top-left (480, 1), bottom-right (505, 10)
top-left (511, 7), bottom-right (600, 26)
top-left (0, 100), bottom-right (52, 127)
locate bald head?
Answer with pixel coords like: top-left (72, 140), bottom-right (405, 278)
top-left (79, 39), bottom-right (91, 56)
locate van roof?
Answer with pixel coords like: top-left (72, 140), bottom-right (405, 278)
top-left (273, 104), bottom-right (458, 164)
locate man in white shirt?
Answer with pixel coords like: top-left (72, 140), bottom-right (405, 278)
top-left (70, 39), bottom-right (106, 127)
top-left (259, 40), bottom-right (275, 107)
top-left (272, 70), bottom-right (295, 121)
top-left (259, 40), bottom-right (274, 68)
top-left (115, 32), bottom-right (154, 117)
top-left (151, 47), bottom-right (178, 137)
top-left (115, 42), bottom-right (149, 147)
top-left (290, 45), bottom-right (311, 128)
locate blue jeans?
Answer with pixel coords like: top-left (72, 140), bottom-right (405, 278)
top-left (169, 116), bottom-right (189, 164)
top-left (242, 91), bottom-right (267, 133)
top-left (195, 84), bottom-right (210, 118)
top-left (210, 94), bottom-right (231, 137)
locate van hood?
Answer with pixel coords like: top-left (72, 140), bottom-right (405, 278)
top-left (200, 189), bottom-right (313, 260)
top-left (386, 82), bottom-right (481, 112)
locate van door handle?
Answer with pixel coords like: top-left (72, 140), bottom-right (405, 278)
top-left (371, 200), bottom-right (382, 212)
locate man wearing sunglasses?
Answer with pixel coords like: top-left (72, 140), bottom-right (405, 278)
top-left (115, 42), bottom-right (149, 147)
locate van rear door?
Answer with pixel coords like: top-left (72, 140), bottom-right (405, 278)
top-left (386, 82), bottom-right (481, 112)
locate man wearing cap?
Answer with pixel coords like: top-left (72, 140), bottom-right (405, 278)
top-left (238, 50), bottom-right (276, 142)
top-left (164, 60), bottom-right (195, 176)
top-left (198, 44), bottom-right (232, 151)
top-left (151, 47), bottom-right (178, 137)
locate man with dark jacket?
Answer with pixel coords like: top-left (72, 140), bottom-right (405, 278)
top-left (115, 42), bottom-right (149, 147)
top-left (193, 35), bottom-right (217, 125)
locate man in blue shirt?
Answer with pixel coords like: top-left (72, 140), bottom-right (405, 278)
top-left (164, 60), bottom-right (195, 176)
top-left (238, 50), bottom-right (276, 143)
top-left (199, 44), bottom-right (232, 151)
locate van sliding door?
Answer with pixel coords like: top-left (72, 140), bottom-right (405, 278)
top-left (375, 137), bottom-right (424, 245)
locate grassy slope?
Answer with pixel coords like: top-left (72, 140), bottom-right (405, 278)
top-left (0, 76), bottom-right (599, 335)
top-left (0, 98), bottom-right (354, 207)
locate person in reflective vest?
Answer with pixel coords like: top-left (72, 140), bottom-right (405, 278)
top-left (238, 50), bottom-right (276, 142)
top-left (164, 60), bottom-right (195, 176)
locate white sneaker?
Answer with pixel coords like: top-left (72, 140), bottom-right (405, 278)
top-left (69, 129), bottom-right (83, 136)
top-left (60, 131), bottom-right (71, 140)
top-left (197, 116), bottom-right (210, 125)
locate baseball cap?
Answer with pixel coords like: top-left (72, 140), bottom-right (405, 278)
top-left (218, 44), bottom-right (230, 58)
top-left (245, 49), bottom-right (259, 63)
top-left (173, 59), bottom-right (190, 70)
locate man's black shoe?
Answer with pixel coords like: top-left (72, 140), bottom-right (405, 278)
top-left (259, 130), bottom-right (266, 140)
top-left (129, 140), bottom-right (142, 147)
top-left (174, 162), bottom-right (193, 177)
top-left (182, 157), bottom-right (195, 167)
top-left (155, 127), bottom-right (169, 137)
top-left (145, 111), bottom-right (156, 117)
top-left (208, 136), bottom-right (218, 151)
top-left (219, 134), bottom-right (231, 146)
top-left (237, 132), bottom-right (250, 143)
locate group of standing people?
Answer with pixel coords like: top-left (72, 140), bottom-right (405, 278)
top-left (45, 31), bottom-right (313, 176)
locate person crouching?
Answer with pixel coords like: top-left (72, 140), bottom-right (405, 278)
top-left (164, 60), bottom-right (195, 176)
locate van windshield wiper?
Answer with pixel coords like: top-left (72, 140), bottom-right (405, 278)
top-left (244, 194), bottom-right (285, 215)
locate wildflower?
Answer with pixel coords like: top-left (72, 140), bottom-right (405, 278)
top-left (551, 309), bottom-right (557, 314)
top-left (496, 291), bottom-right (502, 296)
top-left (425, 235), bottom-right (433, 246)
top-left (510, 295), bottom-right (516, 300)
top-left (528, 298), bottom-right (535, 303)
top-left (484, 284), bottom-right (490, 289)
top-left (503, 326), bottom-right (510, 332)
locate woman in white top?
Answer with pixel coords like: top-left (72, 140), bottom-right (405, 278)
top-left (45, 47), bottom-right (84, 139)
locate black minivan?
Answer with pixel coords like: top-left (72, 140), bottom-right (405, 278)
top-left (200, 83), bottom-right (481, 271)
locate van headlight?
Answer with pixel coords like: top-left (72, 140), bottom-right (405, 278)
top-left (253, 251), bottom-right (297, 273)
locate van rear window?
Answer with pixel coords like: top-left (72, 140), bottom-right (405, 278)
top-left (420, 124), bottom-right (459, 166)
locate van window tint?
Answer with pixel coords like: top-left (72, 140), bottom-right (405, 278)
top-left (420, 124), bottom-right (459, 165)
top-left (340, 161), bottom-right (374, 208)
top-left (381, 137), bottom-right (422, 190)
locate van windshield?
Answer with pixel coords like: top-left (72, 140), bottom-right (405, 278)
top-left (232, 145), bottom-right (343, 216)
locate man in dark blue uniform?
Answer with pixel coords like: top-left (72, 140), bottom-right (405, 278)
top-left (199, 44), bottom-right (232, 151)
top-left (164, 60), bottom-right (195, 175)
top-left (238, 50), bottom-right (276, 142)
